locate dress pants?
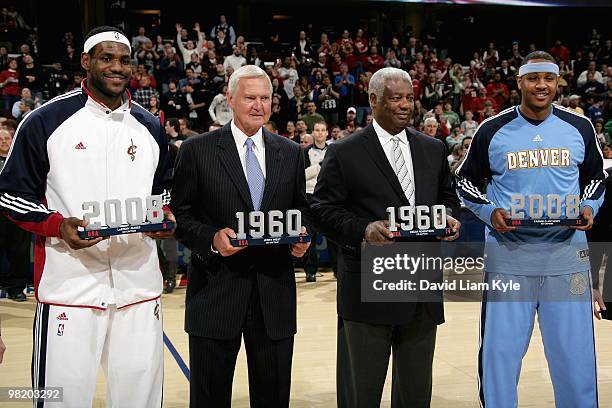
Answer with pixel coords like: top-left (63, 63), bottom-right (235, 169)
top-left (337, 305), bottom-right (437, 408)
top-left (189, 284), bottom-right (294, 408)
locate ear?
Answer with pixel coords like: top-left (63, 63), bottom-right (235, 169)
top-left (226, 92), bottom-right (235, 110)
top-left (369, 93), bottom-right (377, 110)
top-left (81, 52), bottom-right (90, 71)
top-left (516, 75), bottom-right (522, 92)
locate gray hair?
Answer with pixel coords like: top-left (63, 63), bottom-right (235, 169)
top-left (424, 116), bottom-right (438, 127)
top-left (368, 67), bottom-right (412, 105)
top-left (228, 65), bottom-right (273, 98)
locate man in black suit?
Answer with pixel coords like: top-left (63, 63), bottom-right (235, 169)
top-left (171, 65), bottom-right (311, 408)
top-left (312, 67), bottom-right (461, 407)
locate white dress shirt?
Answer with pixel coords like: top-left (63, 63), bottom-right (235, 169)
top-left (231, 120), bottom-right (266, 179)
top-left (372, 118), bottom-right (415, 204)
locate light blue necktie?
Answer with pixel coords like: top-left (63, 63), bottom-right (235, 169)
top-left (244, 137), bottom-right (265, 210)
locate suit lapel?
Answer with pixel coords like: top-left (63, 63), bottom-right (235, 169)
top-left (217, 123), bottom-right (254, 211)
top-left (259, 129), bottom-right (282, 212)
top-left (361, 125), bottom-right (410, 206)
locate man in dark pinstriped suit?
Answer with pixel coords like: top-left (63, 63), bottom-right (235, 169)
top-left (170, 65), bottom-right (311, 408)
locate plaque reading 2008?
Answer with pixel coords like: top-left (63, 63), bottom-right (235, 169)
top-left (504, 194), bottom-right (585, 227)
top-left (78, 195), bottom-right (174, 239)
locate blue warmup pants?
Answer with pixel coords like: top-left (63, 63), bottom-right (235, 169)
top-left (478, 271), bottom-right (598, 408)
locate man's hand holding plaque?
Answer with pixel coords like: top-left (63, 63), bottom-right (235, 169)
top-left (503, 193), bottom-right (589, 229)
top-left (385, 205), bottom-right (460, 240)
top-left (77, 195), bottom-right (175, 240)
top-left (229, 209), bottom-right (311, 247)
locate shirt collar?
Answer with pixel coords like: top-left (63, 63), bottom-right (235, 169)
top-left (81, 79), bottom-right (132, 115)
top-left (231, 120), bottom-right (264, 151)
top-left (372, 118), bottom-right (408, 145)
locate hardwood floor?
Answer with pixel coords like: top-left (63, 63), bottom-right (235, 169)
top-left (1, 272), bottom-right (611, 407)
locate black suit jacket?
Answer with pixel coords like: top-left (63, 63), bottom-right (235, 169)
top-left (170, 123), bottom-right (311, 340)
top-left (312, 124), bottom-right (459, 325)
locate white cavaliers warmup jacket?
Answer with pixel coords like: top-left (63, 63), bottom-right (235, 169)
top-left (0, 83), bottom-right (171, 309)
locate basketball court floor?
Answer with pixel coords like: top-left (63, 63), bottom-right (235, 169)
top-left (2, 271), bottom-right (612, 407)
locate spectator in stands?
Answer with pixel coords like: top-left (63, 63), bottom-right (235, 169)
top-left (283, 120), bottom-right (296, 139)
top-left (365, 46), bottom-right (384, 74)
top-left (158, 48), bottom-right (183, 91)
top-left (318, 33), bottom-right (332, 56)
top-left (185, 52), bottom-right (202, 75)
top-left (129, 63), bottom-right (156, 91)
top-left (11, 87), bottom-right (38, 120)
top-left (299, 100), bottom-right (325, 132)
top-left (384, 50), bottom-right (401, 69)
top-left (447, 124), bottom-right (465, 150)
top-left (148, 94), bottom-right (163, 120)
top-left (163, 79), bottom-right (187, 117)
top-left (461, 110), bottom-right (478, 137)
top-left (497, 60), bottom-right (516, 85)
top-left (61, 44), bottom-right (81, 79)
top-left (15, 98), bottom-right (33, 123)
top-left (423, 116), bottom-right (438, 137)
top-left (352, 28), bottom-right (367, 56)
top-left (594, 119), bottom-right (610, 146)
top-left (340, 106), bottom-right (357, 130)
top-left (178, 118), bottom-right (197, 138)
top-left (603, 144), bottom-right (612, 160)
top-left (208, 83), bottom-right (232, 126)
top-left (132, 26), bottom-right (151, 50)
top-left (483, 42), bottom-right (499, 68)
top-left (294, 31), bottom-right (314, 62)
top-left (549, 40), bottom-right (570, 63)
top-left (270, 94), bottom-right (288, 133)
top-left (486, 72), bottom-right (510, 110)
top-left (578, 60), bottom-right (604, 87)
top-left (214, 29), bottom-right (232, 57)
top-left (224, 45), bottom-right (247, 72)
top-left (568, 94), bottom-right (585, 115)
top-left (176, 23), bottom-right (205, 65)
top-left (165, 117), bottom-right (181, 144)
top-left (247, 47), bottom-right (265, 70)
top-left (440, 100), bottom-right (460, 130)
top-left (278, 57), bottom-right (299, 99)
top-left (0, 59), bottom-right (20, 112)
top-left (296, 119), bottom-right (308, 138)
top-left (300, 133), bottom-right (313, 148)
top-left (0, 47), bottom-right (8, 71)
top-left (422, 72), bottom-right (443, 110)
top-left (314, 75), bottom-right (340, 126)
top-left (509, 88), bottom-right (521, 107)
top-left (580, 71), bottom-right (605, 98)
top-left (209, 15), bottom-right (236, 45)
top-left (328, 125), bottom-right (342, 143)
top-left (587, 96), bottom-right (604, 123)
top-left (471, 87), bottom-right (498, 118)
top-left (134, 76), bottom-right (159, 109)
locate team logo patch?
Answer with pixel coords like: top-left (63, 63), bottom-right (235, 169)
top-left (56, 312), bottom-right (68, 321)
top-left (569, 273), bottom-right (587, 295)
top-left (75, 142), bottom-right (86, 150)
top-left (127, 138), bottom-right (137, 161)
top-left (576, 249), bottom-right (589, 261)
top-left (154, 301), bottom-right (160, 320)
top-left (57, 323), bottom-right (65, 336)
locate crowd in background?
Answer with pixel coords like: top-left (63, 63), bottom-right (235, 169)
top-left (1, 6), bottom-right (612, 293)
